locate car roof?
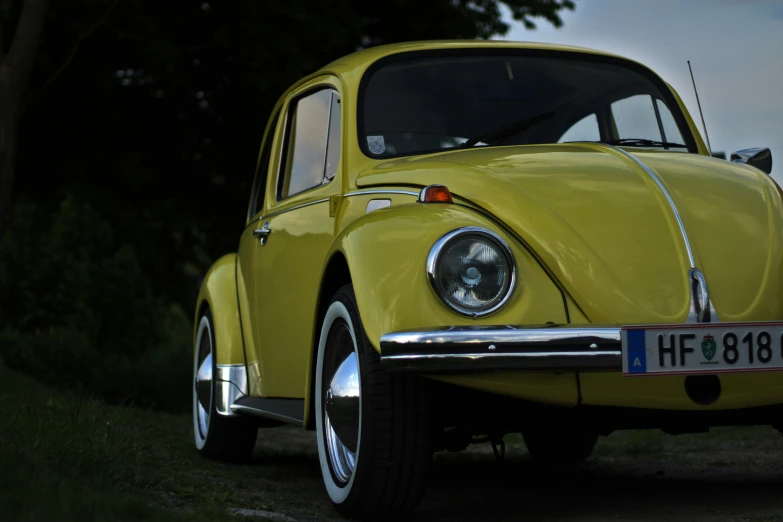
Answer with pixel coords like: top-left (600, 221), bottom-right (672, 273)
top-left (315, 39), bottom-right (634, 79)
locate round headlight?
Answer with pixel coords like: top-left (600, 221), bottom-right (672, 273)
top-left (427, 227), bottom-right (516, 316)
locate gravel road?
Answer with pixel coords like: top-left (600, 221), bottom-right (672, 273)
top-left (246, 425), bottom-right (783, 522)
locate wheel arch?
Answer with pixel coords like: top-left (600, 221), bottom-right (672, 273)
top-left (194, 253), bottom-right (246, 366)
top-left (302, 201), bottom-right (570, 428)
top-left (305, 251), bottom-right (353, 429)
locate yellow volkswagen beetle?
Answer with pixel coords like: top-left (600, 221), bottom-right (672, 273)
top-left (191, 40), bottom-right (779, 520)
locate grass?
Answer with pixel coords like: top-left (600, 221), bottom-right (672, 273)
top-left (4, 358), bottom-right (783, 521)
top-left (0, 362), bottom-right (312, 522)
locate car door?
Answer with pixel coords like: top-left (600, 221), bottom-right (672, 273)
top-left (242, 78), bottom-right (343, 399)
top-left (236, 100), bottom-right (283, 397)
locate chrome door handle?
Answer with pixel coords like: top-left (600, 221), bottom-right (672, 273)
top-left (253, 221), bottom-right (271, 245)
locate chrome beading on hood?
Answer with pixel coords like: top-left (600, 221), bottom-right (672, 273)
top-left (609, 146), bottom-right (695, 268)
top-left (606, 145), bottom-right (720, 324)
top-left (687, 268), bottom-right (720, 323)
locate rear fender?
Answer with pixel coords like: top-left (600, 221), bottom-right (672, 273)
top-left (194, 253), bottom-right (246, 366)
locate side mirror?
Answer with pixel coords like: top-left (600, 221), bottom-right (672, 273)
top-left (730, 147), bottom-right (772, 175)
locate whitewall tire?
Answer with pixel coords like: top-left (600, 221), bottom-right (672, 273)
top-left (192, 307), bottom-right (257, 462)
top-left (315, 284), bottom-right (432, 521)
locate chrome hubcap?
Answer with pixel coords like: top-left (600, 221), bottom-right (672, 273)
top-left (324, 323), bottom-right (360, 484)
top-left (195, 321), bottom-right (213, 438)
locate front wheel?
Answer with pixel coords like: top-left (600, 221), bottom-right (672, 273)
top-left (315, 284), bottom-right (432, 521)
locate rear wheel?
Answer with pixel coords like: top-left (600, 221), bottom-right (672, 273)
top-left (315, 284), bottom-right (432, 521)
top-left (193, 307), bottom-right (257, 462)
top-left (522, 427), bottom-right (598, 464)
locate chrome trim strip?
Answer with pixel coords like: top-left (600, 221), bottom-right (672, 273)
top-left (255, 197), bottom-right (330, 223)
top-left (344, 189), bottom-right (419, 197)
top-left (380, 351), bottom-right (621, 373)
top-left (229, 403), bottom-right (304, 426)
top-left (426, 227), bottom-right (517, 318)
top-left (380, 325), bottom-right (621, 373)
top-left (687, 268), bottom-right (720, 323)
top-left (321, 91), bottom-right (336, 181)
top-left (610, 146), bottom-right (696, 268)
top-left (382, 326), bottom-right (622, 348)
top-left (215, 364), bottom-right (248, 416)
top-left (607, 146), bottom-right (723, 323)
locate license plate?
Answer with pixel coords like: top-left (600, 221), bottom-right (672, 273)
top-left (621, 322), bottom-right (783, 375)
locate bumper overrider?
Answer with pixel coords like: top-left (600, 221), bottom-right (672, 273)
top-left (379, 325), bottom-right (622, 373)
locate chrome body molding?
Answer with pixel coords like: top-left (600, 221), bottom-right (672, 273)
top-left (687, 268), bottom-right (720, 323)
top-left (214, 363), bottom-right (247, 416)
top-left (343, 189), bottom-right (419, 197)
top-left (230, 396), bottom-right (305, 425)
top-left (244, 198), bottom-right (331, 230)
top-left (608, 146), bottom-right (722, 324)
top-left (426, 227), bottom-right (517, 318)
top-left (609, 146), bottom-right (696, 268)
top-left (379, 325), bottom-right (621, 373)
top-left (230, 403), bottom-right (300, 425)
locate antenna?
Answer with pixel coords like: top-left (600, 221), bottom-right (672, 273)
top-left (687, 60), bottom-right (713, 155)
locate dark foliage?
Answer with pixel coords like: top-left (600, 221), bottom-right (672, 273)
top-left (1, 0), bottom-right (573, 410)
top-left (0, 195), bottom-right (192, 411)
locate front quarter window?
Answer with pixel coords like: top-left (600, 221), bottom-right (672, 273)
top-left (611, 94), bottom-right (686, 148)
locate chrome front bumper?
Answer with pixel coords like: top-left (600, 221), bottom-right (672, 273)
top-left (379, 325), bottom-right (622, 373)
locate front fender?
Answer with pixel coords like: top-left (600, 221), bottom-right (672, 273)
top-left (329, 202), bottom-right (568, 352)
top-left (194, 253), bottom-right (245, 366)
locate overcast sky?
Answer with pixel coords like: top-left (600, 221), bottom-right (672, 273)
top-left (498, 0), bottom-right (783, 182)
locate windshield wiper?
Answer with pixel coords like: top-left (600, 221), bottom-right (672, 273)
top-left (460, 110), bottom-right (555, 149)
top-left (601, 138), bottom-right (688, 149)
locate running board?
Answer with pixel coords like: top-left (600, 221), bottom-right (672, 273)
top-left (230, 396), bottom-right (305, 426)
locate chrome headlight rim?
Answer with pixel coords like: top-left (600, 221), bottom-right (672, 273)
top-left (426, 226), bottom-right (517, 317)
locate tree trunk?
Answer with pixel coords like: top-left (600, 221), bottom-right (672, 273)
top-left (0, 0), bottom-right (49, 236)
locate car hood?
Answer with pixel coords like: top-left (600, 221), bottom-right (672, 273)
top-left (356, 143), bottom-right (783, 324)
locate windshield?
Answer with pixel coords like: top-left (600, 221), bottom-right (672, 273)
top-left (359, 51), bottom-right (697, 158)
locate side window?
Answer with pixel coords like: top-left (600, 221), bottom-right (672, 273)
top-left (558, 113), bottom-right (600, 143)
top-left (249, 107), bottom-right (282, 218)
top-left (610, 94), bottom-right (687, 147)
top-left (278, 88), bottom-right (341, 200)
top-left (611, 94), bottom-right (661, 140)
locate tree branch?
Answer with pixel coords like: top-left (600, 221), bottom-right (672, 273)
top-left (0, 0), bottom-right (49, 235)
top-left (23, 0), bottom-right (124, 111)
top-left (0, 0), bottom-right (17, 64)
top-left (109, 25), bottom-right (213, 54)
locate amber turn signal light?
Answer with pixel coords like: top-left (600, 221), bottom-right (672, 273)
top-left (418, 185), bottom-right (453, 203)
